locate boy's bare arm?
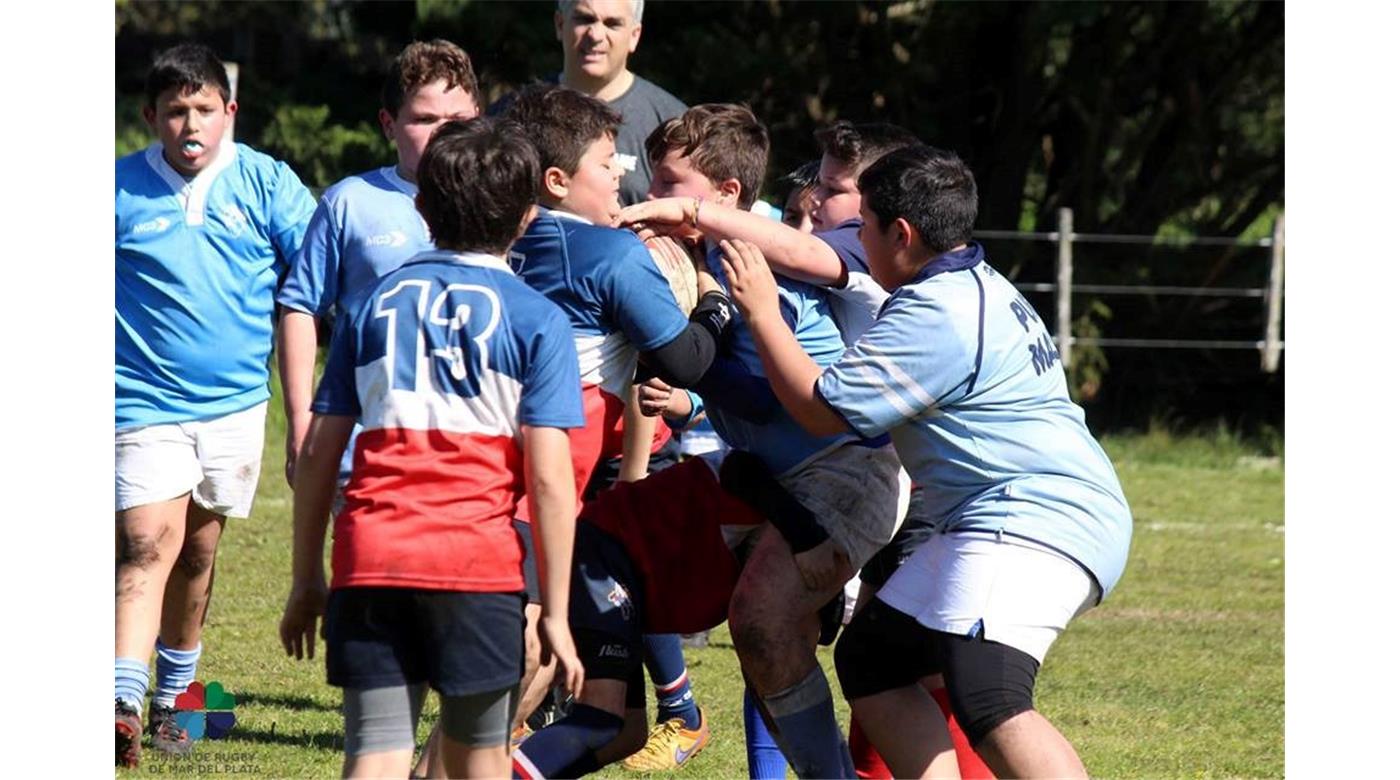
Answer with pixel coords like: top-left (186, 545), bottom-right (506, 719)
top-left (523, 425), bottom-right (586, 699)
top-left (277, 308), bottom-right (321, 485)
top-left (620, 197), bottom-right (848, 287)
top-left (280, 413), bottom-right (354, 661)
top-left (618, 385), bottom-right (656, 483)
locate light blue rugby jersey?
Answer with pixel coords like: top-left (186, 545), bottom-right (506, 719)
top-left (116, 141), bottom-right (315, 429)
top-left (816, 243), bottom-right (1133, 597)
top-left (702, 245), bottom-right (860, 477)
top-left (276, 166), bottom-right (435, 479)
top-left (277, 166), bottom-right (432, 322)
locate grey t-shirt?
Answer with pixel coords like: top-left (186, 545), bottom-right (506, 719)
top-left (490, 74), bottom-right (686, 206)
top-left (607, 75), bottom-right (687, 206)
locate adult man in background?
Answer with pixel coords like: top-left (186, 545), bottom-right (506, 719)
top-left (554, 0), bottom-right (685, 206)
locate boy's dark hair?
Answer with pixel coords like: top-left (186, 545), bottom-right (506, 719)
top-left (645, 104), bottom-right (769, 209)
top-left (145, 43), bottom-right (231, 108)
top-left (858, 145), bottom-right (978, 255)
top-left (503, 83), bottom-right (622, 175)
top-left (815, 120), bottom-right (920, 175)
top-left (782, 159), bottom-right (821, 198)
top-left (382, 40), bottom-right (481, 117)
top-left (416, 118), bottom-right (540, 255)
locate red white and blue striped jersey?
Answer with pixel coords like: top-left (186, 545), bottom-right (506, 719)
top-left (510, 209), bottom-right (687, 399)
top-left (313, 250), bottom-right (584, 592)
top-left (509, 209), bottom-right (688, 508)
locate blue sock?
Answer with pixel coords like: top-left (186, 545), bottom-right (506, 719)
top-left (115, 658), bottom-right (149, 713)
top-left (513, 704), bottom-right (622, 779)
top-left (153, 640), bottom-right (202, 708)
top-left (744, 685), bottom-right (790, 779)
top-left (761, 666), bottom-right (855, 779)
top-left (643, 633), bottom-right (700, 728)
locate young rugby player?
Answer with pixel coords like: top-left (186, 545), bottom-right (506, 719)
top-left (724, 145), bottom-right (1133, 779)
top-left (116, 42), bottom-right (315, 767)
top-left (278, 118), bottom-right (586, 779)
top-left (512, 449), bottom-right (829, 780)
top-left (624, 121), bottom-right (997, 778)
top-left (632, 104), bottom-right (903, 779)
top-left (497, 84), bottom-right (746, 769)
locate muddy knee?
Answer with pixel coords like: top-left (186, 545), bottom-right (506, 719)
top-left (117, 525), bottom-right (172, 570)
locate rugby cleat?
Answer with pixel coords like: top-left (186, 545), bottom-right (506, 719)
top-left (621, 708), bottom-right (710, 771)
top-left (116, 699), bottom-right (143, 768)
top-left (147, 702), bottom-right (193, 755)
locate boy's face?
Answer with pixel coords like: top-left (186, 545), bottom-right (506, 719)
top-left (648, 147), bottom-right (725, 202)
top-left (143, 85), bottom-right (236, 176)
top-left (782, 186), bottom-right (816, 233)
top-left (556, 0), bottom-right (641, 84)
top-left (380, 79), bottom-right (479, 183)
top-left (558, 134), bottom-right (623, 225)
top-left (858, 198), bottom-right (906, 292)
top-left (811, 154), bottom-right (862, 233)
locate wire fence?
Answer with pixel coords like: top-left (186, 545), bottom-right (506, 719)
top-left (978, 208), bottom-right (1285, 373)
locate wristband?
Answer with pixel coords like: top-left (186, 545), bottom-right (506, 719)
top-left (689, 196), bottom-right (703, 229)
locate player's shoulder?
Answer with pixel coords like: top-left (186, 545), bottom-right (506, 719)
top-left (319, 167), bottom-right (404, 207)
top-left (229, 142), bottom-right (293, 176)
top-left (554, 217), bottom-right (650, 266)
top-left (627, 75), bottom-right (686, 115)
top-left (115, 146), bottom-right (151, 176)
top-left (563, 219), bottom-right (647, 251)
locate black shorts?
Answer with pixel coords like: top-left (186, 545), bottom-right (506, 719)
top-left (860, 491), bottom-right (938, 588)
top-left (569, 522), bottom-right (644, 683)
top-left (325, 587), bottom-right (525, 697)
top-left (514, 519), bottom-right (541, 605)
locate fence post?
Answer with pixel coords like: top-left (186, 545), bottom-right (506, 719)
top-left (1261, 212), bottom-right (1284, 372)
top-left (1056, 207), bottom-right (1074, 367)
top-left (223, 62), bottom-right (240, 142)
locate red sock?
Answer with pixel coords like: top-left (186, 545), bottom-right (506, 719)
top-left (849, 717), bottom-right (892, 779)
top-left (931, 687), bottom-right (996, 779)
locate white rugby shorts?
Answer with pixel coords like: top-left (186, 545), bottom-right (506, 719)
top-left (115, 402), bottom-right (267, 518)
top-left (876, 531), bottom-right (1101, 664)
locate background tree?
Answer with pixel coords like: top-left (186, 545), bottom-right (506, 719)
top-left (116, 0), bottom-right (1283, 441)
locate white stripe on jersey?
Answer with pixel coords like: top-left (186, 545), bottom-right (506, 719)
top-left (866, 348), bottom-right (942, 411)
top-left (852, 359), bottom-right (923, 422)
top-left (355, 355), bottom-right (524, 439)
top-left (574, 330), bottom-right (640, 399)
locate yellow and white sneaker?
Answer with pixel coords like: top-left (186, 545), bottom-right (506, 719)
top-left (621, 708), bottom-right (711, 771)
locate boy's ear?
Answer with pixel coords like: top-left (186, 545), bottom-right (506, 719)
top-left (225, 99), bottom-right (239, 119)
top-left (894, 217), bottom-right (916, 250)
top-left (554, 11), bottom-right (565, 42)
top-left (543, 166), bottom-right (572, 201)
top-left (141, 105), bottom-right (157, 130)
top-left (718, 178), bottom-right (743, 207)
top-left (378, 108), bottom-right (396, 141)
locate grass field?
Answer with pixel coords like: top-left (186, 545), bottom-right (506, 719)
top-left (122, 384), bottom-right (1283, 779)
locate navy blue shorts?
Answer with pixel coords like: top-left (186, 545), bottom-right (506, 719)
top-left (514, 519), bottom-right (541, 605)
top-left (325, 587), bottom-right (525, 696)
top-left (570, 521), bottom-right (644, 683)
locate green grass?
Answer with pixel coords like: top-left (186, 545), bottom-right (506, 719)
top-left (125, 382), bottom-right (1283, 778)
